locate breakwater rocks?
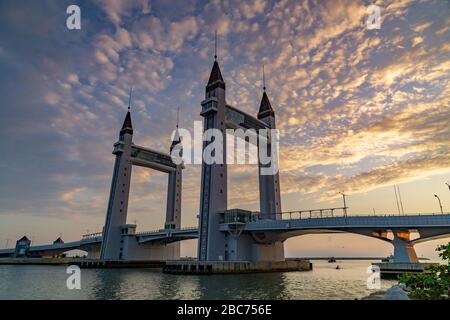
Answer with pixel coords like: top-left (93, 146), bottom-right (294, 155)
top-left (363, 284), bottom-right (410, 300)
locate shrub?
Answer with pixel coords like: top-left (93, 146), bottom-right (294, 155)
top-left (399, 243), bottom-right (450, 300)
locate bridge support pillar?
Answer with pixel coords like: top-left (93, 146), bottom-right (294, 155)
top-left (252, 242), bottom-right (284, 262)
top-left (122, 237), bottom-right (180, 260)
top-left (100, 111), bottom-right (134, 260)
top-left (392, 231), bottom-right (418, 263)
top-left (165, 165), bottom-right (182, 230)
top-left (197, 60), bottom-right (228, 261)
top-left (164, 141), bottom-right (183, 259)
top-left (256, 80), bottom-right (284, 261)
top-left (257, 105), bottom-right (282, 221)
top-left (85, 245), bottom-right (101, 259)
top-left (225, 230), bottom-right (285, 262)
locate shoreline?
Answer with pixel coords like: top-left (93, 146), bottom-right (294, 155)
top-left (362, 284), bottom-right (410, 300)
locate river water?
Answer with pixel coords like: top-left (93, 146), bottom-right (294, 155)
top-left (0, 260), bottom-right (396, 300)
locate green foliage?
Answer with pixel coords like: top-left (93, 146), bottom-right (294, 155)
top-left (399, 243), bottom-right (450, 299)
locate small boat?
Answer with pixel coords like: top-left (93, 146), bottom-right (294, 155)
top-left (328, 257), bottom-right (336, 263)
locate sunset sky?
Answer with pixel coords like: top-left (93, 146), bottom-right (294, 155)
top-left (0, 0), bottom-right (449, 259)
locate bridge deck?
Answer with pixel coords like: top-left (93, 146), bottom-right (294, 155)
top-left (241, 213), bottom-right (450, 231)
top-left (1, 213), bottom-right (449, 256)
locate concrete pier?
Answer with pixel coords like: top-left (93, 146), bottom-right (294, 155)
top-left (0, 258), bottom-right (73, 265)
top-left (373, 262), bottom-right (438, 279)
top-left (163, 259), bottom-right (312, 275)
top-left (0, 258), bottom-right (166, 268)
top-left (73, 259), bottom-right (165, 268)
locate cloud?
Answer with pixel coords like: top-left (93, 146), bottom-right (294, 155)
top-left (96, 0), bottom-right (151, 25)
top-left (132, 16), bottom-right (199, 52)
top-left (240, 0), bottom-right (267, 19)
top-left (322, 152), bottom-right (450, 199)
top-left (413, 21), bottom-right (433, 33)
top-left (0, 0), bottom-right (448, 241)
top-left (411, 36), bottom-right (423, 47)
top-left (61, 187), bottom-right (87, 201)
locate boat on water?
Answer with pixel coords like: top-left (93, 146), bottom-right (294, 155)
top-left (381, 255), bottom-right (394, 263)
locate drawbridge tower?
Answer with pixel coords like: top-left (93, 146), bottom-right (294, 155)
top-left (99, 108), bottom-right (134, 260)
top-left (198, 49), bottom-right (283, 262)
top-left (258, 67), bottom-right (282, 220)
top-left (100, 95), bottom-right (184, 260)
top-left (198, 55), bottom-right (228, 261)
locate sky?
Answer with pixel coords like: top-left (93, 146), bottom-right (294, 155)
top-left (0, 0), bottom-right (449, 259)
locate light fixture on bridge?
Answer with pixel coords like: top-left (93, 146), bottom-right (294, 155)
top-left (339, 192), bottom-right (348, 217)
top-left (434, 194), bottom-right (444, 214)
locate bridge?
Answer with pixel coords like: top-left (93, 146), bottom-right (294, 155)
top-left (3, 50), bottom-right (449, 267)
top-left (2, 212), bottom-right (449, 263)
top-left (0, 228), bottom-right (196, 259)
top-left (0, 234), bottom-right (102, 258)
top-left (220, 211), bottom-right (450, 263)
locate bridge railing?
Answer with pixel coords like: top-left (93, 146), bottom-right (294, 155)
top-left (135, 226), bottom-right (198, 236)
top-left (256, 207), bottom-right (348, 220)
top-left (179, 227), bottom-right (198, 231)
top-left (254, 209), bottom-right (450, 221)
top-left (135, 229), bottom-right (162, 235)
top-left (82, 232), bottom-right (103, 239)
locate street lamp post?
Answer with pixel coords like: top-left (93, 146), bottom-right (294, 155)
top-left (339, 192), bottom-right (348, 217)
top-left (434, 194), bottom-right (443, 214)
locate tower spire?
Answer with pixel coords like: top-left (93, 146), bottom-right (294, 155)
top-left (258, 65), bottom-right (274, 119)
top-left (262, 64), bottom-right (266, 91)
top-left (214, 30), bottom-right (217, 60)
top-left (120, 87), bottom-right (133, 135)
top-left (128, 87), bottom-right (133, 111)
top-left (171, 106), bottom-right (182, 150)
top-left (206, 31), bottom-right (225, 92)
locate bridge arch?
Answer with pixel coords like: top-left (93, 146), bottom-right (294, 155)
top-left (226, 214), bottom-right (450, 263)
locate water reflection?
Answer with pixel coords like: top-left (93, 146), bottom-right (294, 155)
top-left (196, 273), bottom-right (288, 299)
top-left (0, 261), bottom-right (396, 300)
top-left (91, 269), bottom-right (127, 300)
